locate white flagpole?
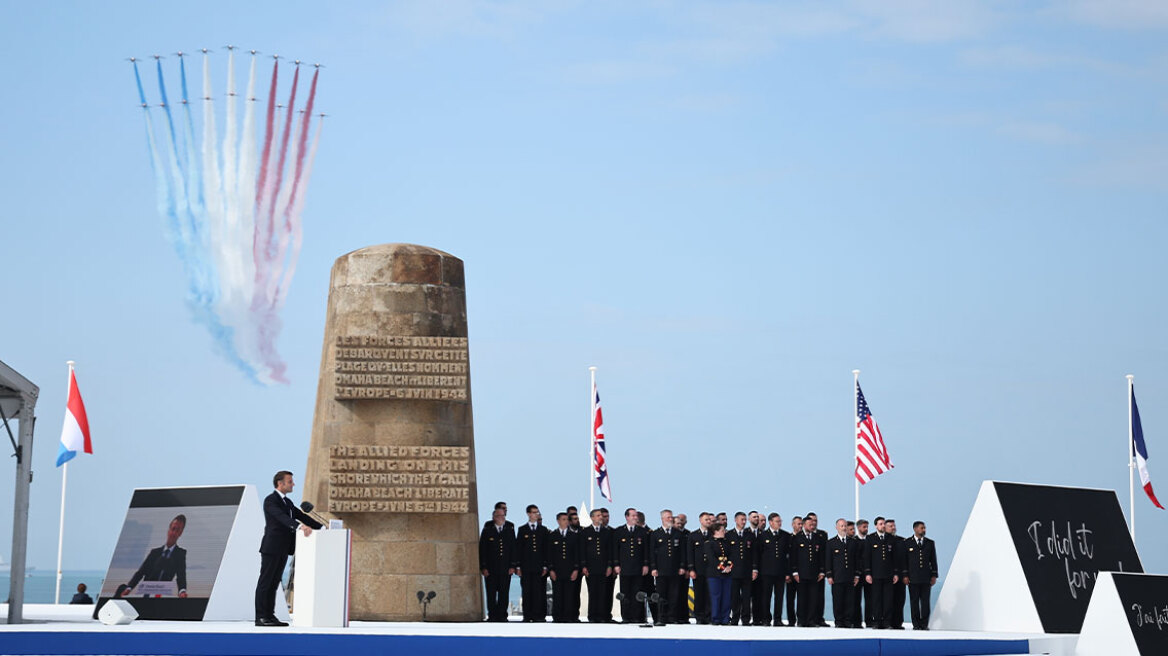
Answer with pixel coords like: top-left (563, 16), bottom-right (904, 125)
top-left (589, 366), bottom-right (597, 512)
top-left (55, 360), bottom-right (75, 605)
top-left (853, 369), bottom-right (860, 523)
top-left (1127, 374), bottom-right (1136, 541)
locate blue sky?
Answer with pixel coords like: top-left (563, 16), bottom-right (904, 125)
top-left (2, 1), bottom-right (1167, 580)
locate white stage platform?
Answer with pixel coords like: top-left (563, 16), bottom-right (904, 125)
top-left (1, 604), bottom-right (1079, 656)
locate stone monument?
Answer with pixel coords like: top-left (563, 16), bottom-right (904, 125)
top-left (302, 244), bottom-right (482, 621)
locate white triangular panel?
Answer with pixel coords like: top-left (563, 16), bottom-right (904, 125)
top-left (931, 481), bottom-right (1043, 631)
top-left (203, 484), bottom-right (290, 621)
top-left (1075, 572), bottom-right (1138, 655)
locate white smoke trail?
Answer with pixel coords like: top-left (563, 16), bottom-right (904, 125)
top-left (237, 54), bottom-right (259, 307)
top-left (201, 53), bottom-right (227, 318)
top-left (220, 49), bottom-right (241, 310)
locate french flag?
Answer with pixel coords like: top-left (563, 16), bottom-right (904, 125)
top-left (1131, 388), bottom-right (1163, 510)
top-left (56, 364), bottom-right (92, 467)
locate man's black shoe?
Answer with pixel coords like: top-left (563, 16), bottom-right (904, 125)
top-left (255, 617), bottom-right (288, 627)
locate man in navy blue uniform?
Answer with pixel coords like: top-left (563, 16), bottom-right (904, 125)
top-left (547, 512), bottom-right (581, 623)
top-left (864, 516), bottom-right (898, 629)
top-left (902, 521), bottom-right (938, 630)
top-left (726, 512), bottom-right (755, 625)
top-left (612, 507), bottom-right (650, 623)
top-left (255, 471), bottom-right (321, 627)
top-left (479, 507), bottom-right (517, 622)
top-left (516, 504), bottom-right (550, 622)
top-left (580, 508), bottom-right (614, 623)
top-left (754, 512), bottom-right (791, 626)
top-left (826, 518), bottom-right (862, 628)
top-left (790, 514), bottom-right (826, 627)
top-left (649, 509), bottom-right (686, 624)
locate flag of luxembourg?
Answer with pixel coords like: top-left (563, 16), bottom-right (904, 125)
top-left (56, 365), bottom-right (92, 467)
top-left (1131, 389), bottom-right (1164, 510)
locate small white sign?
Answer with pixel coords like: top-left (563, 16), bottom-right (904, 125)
top-left (329, 519), bottom-right (344, 530)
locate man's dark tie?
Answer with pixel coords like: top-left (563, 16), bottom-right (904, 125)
top-left (284, 496), bottom-right (295, 517)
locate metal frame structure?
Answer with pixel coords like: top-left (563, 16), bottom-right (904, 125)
top-left (1, 359), bottom-right (38, 624)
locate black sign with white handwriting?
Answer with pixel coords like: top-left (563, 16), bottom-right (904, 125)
top-left (994, 482), bottom-right (1142, 633)
top-left (1112, 573), bottom-right (1168, 655)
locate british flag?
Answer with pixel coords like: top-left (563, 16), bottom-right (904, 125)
top-left (593, 384), bottom-right (612, 502)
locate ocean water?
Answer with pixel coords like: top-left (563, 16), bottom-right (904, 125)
top-left (1, 570), bottom-right (106, 605)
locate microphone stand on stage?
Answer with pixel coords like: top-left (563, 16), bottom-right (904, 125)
top-left (615, 591), bottom-right (654, 628)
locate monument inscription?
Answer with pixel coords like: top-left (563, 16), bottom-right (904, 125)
top-left (334, 335), bottom-right (469, 400)
top-left (327, 445), bottom-right (471, 513)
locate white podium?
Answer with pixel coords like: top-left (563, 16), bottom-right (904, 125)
top-left (292, 529), bottom-right (351, 628)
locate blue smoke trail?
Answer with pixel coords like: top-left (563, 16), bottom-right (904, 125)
top-left (151, 59), bottom-right (257, 381)
top-left (133, 62), bottom-right (167, 219)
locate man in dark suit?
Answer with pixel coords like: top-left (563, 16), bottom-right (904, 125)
top-left (256, 471), bottom-right (321, 627)
top-left (516, 504), bottom-right (549, 622)
top-left (853, 520), bottom-right (872, 626)
top-left (805, 512), bottom-right (830, 626)
top-left (686, 512), bottom-right (714, 624)
top-left (885, 519), bottom-right (908, 629)
top-left (864, 516), bottom-right (898, 629)
top-left (600, 508), bottom-right (617, 621)
top-left (754, 513), bottom-right (790, 626)
top-left (612, 507), bottom-right (649, 623)
top-left (785, 516), bottom-right (802, 626)
top-left (649, 509), bottom-right (686, 625)
top-left (479, 507), bottom-right (517, 622)
top-left (567, 508), bottom-right (583, 620)
top-left (790, 514), bottom-right (826, 627)
top-left (547, 512), bottom-right (581, 623)
top-left (122, 514), bottom-right (189, 598)
top-left (581, 508), bottom-right (614, 623)
top-left (726, 512), bottom-right (755, 625)
top-left (826, 518), bottom-right (862, 628)
top-left (672, 514), bottom-right (691, 624)
top-left (902, 521), bottom-right (938, 630)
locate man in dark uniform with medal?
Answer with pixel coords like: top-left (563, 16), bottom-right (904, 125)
top-left (673, 514), bottom-right (691, 624)
top-left (516, 504), bottom-right (550, 622)
top-left (479, 507), bottom-right (517, 622)
top-left (864, 516), bottom-right (898, 629)
top-left (649, 509), bottom-right (685, 625)
top-left (581, 508), bottom-right (614, 623)
top-left (789, 513), bottom-right (825, 627)
top-left (826, 518), bottom-right (862, 628)
top-left (754, 512), bottom-right (791, 626)
top-left (612, 507), bottom-right (650, 623)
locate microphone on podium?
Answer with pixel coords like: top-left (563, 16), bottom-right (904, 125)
top-left (300, 501), bottom-right (330, 528)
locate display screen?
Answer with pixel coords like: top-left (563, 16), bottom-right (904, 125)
top-left (94, 486), bottom-right (244, 621)
top-left (994, 481), bottom-right (1143, 633)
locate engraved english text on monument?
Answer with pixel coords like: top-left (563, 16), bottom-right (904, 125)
top-left (327, 445), bottom-right (472, 513)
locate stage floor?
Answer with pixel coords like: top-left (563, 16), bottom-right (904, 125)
top-left (1, 605), bottom-right (1078, 656)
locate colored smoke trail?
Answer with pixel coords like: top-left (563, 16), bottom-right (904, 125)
top-left (131, 51), bottom-right (324, 384)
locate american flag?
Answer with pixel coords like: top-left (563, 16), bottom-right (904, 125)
top-left (855, 380), bottom-right (893, 485)
top-left (592, 384), bottom-right (612, 502)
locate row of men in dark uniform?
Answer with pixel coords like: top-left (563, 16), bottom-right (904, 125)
top-left (478, 502), bottom-right (939, 629)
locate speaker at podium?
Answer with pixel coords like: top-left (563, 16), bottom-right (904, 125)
top-left (292, 527), bottom-right (352, 628)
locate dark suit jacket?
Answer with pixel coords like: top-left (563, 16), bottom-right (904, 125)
top-left (260, 491), bottom-right (323, 556)
top-left (516, 523), bottom-right (550, 571)
top-left (901, 536), bottom-right (939, 580)
top-left (127, 545), bottom-right (188, 593)
top-left (826, 536), bottom-right (862, 581)
top-left (580, 525), bottom-right (614, 571)
top-left (545, 528), bottom-right (581, 576)
top-left (754, 528), bottom-right (791, 577)
top-left (611, 524), bottom-right (650, 571)
top-left (687, 528), bottom-right (712, 573)
top-left (479, 522), bottom-right (518, 572)
top-left (649, 528), bottom-right (685, 574)
top-left (725, 528), bottom-right (754, 579)
top-left (789, 531), bottom-right (826, 579)
top-left (864, 533), bottom-right (898, 579)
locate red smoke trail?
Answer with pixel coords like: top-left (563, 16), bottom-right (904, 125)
top-left (285, 68), bottom-right (317, 226)
top-left (252, 60), bottom-right (279, 270)
top-left (264, 66), bottom-right (299, 242)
